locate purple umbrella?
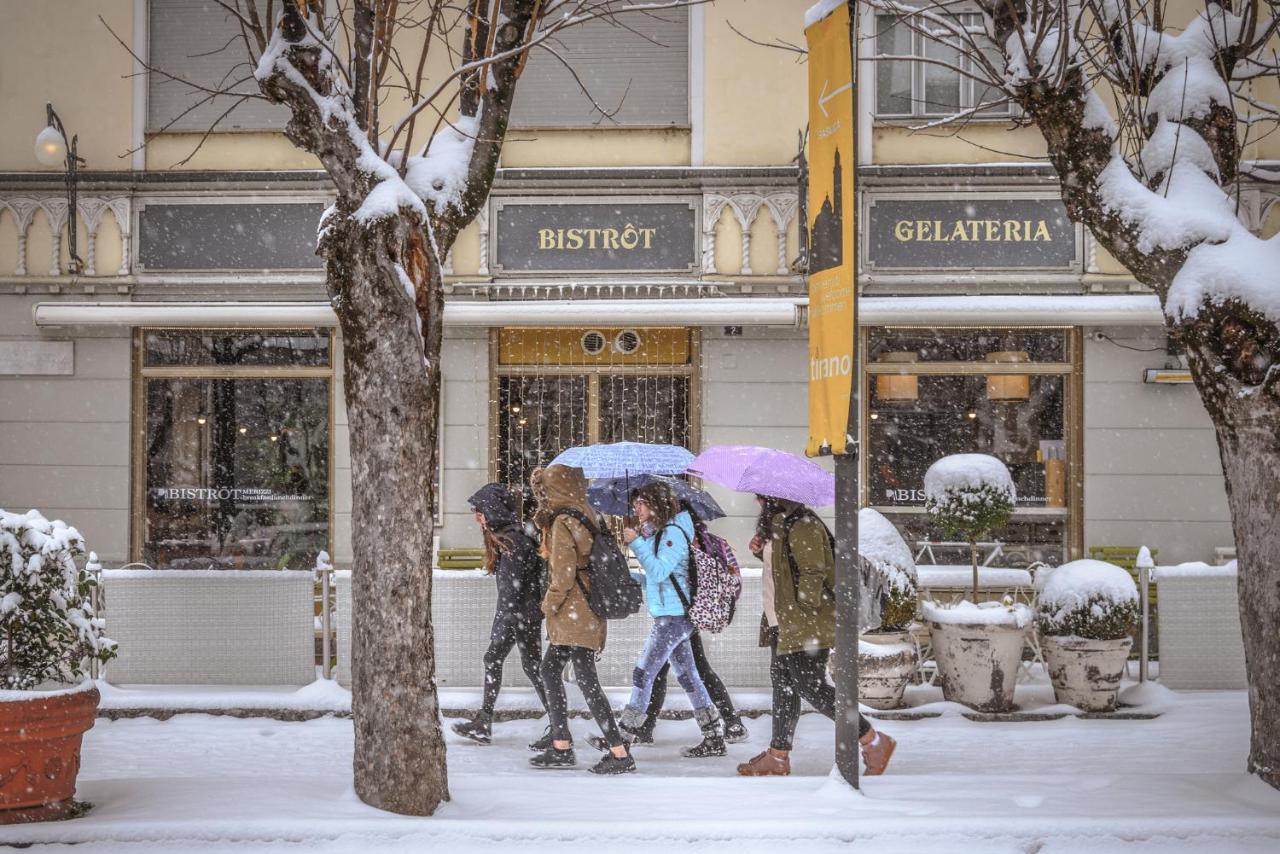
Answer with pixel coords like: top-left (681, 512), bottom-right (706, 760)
top-left (686, 445), bottom-right (836, 507)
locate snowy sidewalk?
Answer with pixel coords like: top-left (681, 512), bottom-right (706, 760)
top-left (3, 690), bottom-right (1279, 852)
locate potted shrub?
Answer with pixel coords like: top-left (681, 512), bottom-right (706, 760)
top-left (857, 509), bottom-right (919, 710)
top-left (921, 454), bottom-right (1030, 712)
top-left (1036, 559), bottom-right (1139, 712)
top-left (0, 509), bottom-right (116, 824)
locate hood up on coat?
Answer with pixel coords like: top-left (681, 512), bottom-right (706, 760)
top-left (467, 482), bottom-right (519, 532)
top-left (540, 464), bottom-right (595, 522)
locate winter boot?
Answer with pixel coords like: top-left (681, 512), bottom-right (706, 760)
top-left (586, 727), bottom-right (652, 752)
top-left (529, 745), bottom-right (577, 769)
top-left (723, 717), bottom-right (749, 744)
top-left (588, 750), bottom-right (637, 775)
top-left (860, 730), bottom-right (897, 776)
top-left (528, 725), bottom-right (555, 752)
top-left (736, 748), bottom-right (791, 776)
top-left (681, 706), bottom-right (726, 758)
top-left (451, 715), bottom-right (492, 745)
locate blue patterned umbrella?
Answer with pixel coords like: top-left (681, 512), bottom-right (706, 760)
top-left (587, 474), bottom-right (726, 521)
top-left (550, 442), bottom-right (694, 479)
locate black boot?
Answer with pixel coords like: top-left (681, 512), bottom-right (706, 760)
top-left (586, 728), bottom-right (651, 752)
top-left (723, 717), bottom-right (749, 744)
top-left (681, 708), bottom-right (726, 758)
top-left (451, 715), bottom-right (492, 745)
top-left (588, 750), bottom-right (637, 775)
top-left (528, 725), bottom-right (555, 752)
top-left (529, 745), bottom-right (577, 769)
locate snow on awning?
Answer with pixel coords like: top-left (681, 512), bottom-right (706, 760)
top-left (31, 294), bottom-right (1164, 328)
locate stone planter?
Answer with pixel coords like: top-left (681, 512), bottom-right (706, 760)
top-left (1041, 634), bottom-right (1133, 712)
top-left (858, 629), bottom-right (918, 710)
top-left (928, 616), bottom-right (1028, 713)
top-left (0, 683), bottom-right (99, 824)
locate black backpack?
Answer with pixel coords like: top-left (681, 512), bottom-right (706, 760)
top-left (551, 508), bottom-right (643, 620)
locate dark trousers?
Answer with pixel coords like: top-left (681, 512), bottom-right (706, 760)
top-left (642, 629), bottom-right (740, 732)
top-left (540, 643), bottom-right (625, 748)
top-left (481, 618), bottom-right (548, 717)
top-left (769, 634), bottom-right (870, 751)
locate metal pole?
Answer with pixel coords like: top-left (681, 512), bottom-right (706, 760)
top-left (1139, 566), bottom-right (1150, 683)
top-left (321, 568), bottom-right (333, 679)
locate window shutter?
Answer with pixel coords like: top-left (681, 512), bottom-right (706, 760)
top-left (148, 0), bottom-right (287, 133)
top-left (510, 6), bottom-right (688, 128)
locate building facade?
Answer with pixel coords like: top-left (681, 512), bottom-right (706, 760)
top-left (0, 0), bottom-right (1253, 575)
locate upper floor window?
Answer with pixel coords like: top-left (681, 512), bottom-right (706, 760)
top-left (874, 12), bottom-right (1010, 120)
top-left (148, 0), bottom-right (287, 133)
top-left (509, 4), bottom-right (688, 128)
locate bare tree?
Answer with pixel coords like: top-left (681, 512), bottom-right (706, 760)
top-left (121, 0), bottom-right (701, 815)
top-left (860, 0), bottom-right (1280, 788)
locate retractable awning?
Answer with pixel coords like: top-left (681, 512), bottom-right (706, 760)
top-left (31, 294), bottom-right (1165, 328)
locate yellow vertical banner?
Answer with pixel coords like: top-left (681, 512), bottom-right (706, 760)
top-left (804, 1), bottom-right (856, 457)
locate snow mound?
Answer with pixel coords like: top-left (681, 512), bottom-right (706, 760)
top-left (923, 599), bottom-right (1033, 629)
top-left (859, 507), bottom-right (916, 590)
top-left (924, 454), bottom-right (1015, 502)
top-left (402, 114), bottom-right (481, 216)
top-left (858, 639), bottom-right (915, 658)
top-left (1119, 680), bottom-right (1178, 714)
top-left (1156, 560), bottom-right (1238, 579)
top-left (1036, 559), bottom-right (1138, 611)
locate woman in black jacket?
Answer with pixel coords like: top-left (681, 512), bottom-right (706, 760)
top-left (452, 483), bottom-right (550, 746)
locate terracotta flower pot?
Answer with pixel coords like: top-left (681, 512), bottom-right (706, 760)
top-left (1041, 634), bottom-right (1133, 712)
top-left (0, 684), bottom-right (99, 824)
top-left (858, 629), bottom-right (918, 710)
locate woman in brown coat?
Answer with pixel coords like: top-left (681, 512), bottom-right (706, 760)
top-left (528, 464), bottom-right (635, 775)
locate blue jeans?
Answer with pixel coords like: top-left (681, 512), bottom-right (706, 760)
top-left (625, 616), bottom-right (713, 714)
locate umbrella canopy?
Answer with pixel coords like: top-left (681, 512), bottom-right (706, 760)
top-left (686, 445), bottom-right (836, 507)
top-left (550, 442), bottom-right (694, 479)
top-left (587, 474), bottom-right (726, 521)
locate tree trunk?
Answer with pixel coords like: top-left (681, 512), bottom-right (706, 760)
top-left (328, 215), bottom-right (448, 815)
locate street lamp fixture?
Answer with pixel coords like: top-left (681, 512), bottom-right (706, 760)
top-left (34, 103), bottom-right (86, 275)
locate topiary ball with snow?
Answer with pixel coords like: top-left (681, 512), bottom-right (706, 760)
top-left (0, 508), bottom-right (117, 690)
top-left (923, 454), bottom-right (1016, 542)
top-left (859, 508), bottom-right (918, 631)
top-left (1036, 559), bottom-right (1139, 641)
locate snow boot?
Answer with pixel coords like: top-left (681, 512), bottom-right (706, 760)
top-left (588, 750), bottom-right (637, 775)
top-left (528, 725), bottom-right (555, 752)
top-left (736, 748), bottom-right (791, 776)
top-left (529, 745), bottom-right (577, 769)
top-left (586, 729), bottom-right (652, 752)
top-left (681, 706), bottom-right (726, 758)
top-left (860, 731), bottom-right (897, 776)
top-left (723, 717), bottom-right (749, 744)
top-left (451, 715), bottom-right (491, 745)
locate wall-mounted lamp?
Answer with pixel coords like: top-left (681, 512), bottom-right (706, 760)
top-left (1143, 369), bottom-right (1193, 384)
top-left (34, 103), bottom-right (85, 274)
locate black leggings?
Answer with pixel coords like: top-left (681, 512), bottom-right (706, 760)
top-left (642, 630), bottom-right (739, 732)
top-left (540, 643), bottom-right (625, 748)
top-left (481, 618), bottom-right (548, 717)
top-left (770, 636), bottom-right (870, 751)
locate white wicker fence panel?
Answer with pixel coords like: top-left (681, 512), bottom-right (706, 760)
top-left (102, 569), bottom-right (316, 686)
top-left (1156, 569), bottom-right (1247, 690)
top-left (336, 570), bottom-right (771, 690)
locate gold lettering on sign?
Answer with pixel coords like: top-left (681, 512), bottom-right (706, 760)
top-left (891, 218), bottom-right (1055, 243)
top-left (534, 223), bottom-right (661, 251)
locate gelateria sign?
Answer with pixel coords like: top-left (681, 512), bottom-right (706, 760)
top-left (493, 199), bottom-right (699, 273)
top-left (867, 197), bottom-right (1078, 270)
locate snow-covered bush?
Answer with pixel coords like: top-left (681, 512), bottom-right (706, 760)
top-left (859, 508), bottom-right (917, 632)
top-left (923, 454), bottom-right (1016, 600)
top-left (0, 509), bottom-right (117, 690)
top-left (1036, 559), bottom-right (1139, 642)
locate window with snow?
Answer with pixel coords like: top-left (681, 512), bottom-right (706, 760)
top-left (874, 13), bottom-right (1010, 120)
top-left (508, 4), bottom-right (688, 128)
top-left (138, 330), bottom-right (332, 570)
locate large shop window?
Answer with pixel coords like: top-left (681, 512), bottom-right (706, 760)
top-left (135, 330), bottom-right (332, 570)
top-left (492, 328), bottom-right (698, 494)
top-left (874, 12), bottom-right (1010, 119)
top-left (865, 328), bottom-right (1078, 567)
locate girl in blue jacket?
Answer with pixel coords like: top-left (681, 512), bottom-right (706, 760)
top-left (616, 481), bottom-right (724, 757)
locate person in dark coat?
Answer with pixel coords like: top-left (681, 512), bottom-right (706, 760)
top-left (452, 483), bottom-right (550, 746)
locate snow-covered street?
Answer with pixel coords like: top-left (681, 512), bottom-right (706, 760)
top-left (2, 688), bottom-right (1278, 853)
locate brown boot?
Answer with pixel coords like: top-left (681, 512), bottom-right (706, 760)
top-left (860, 731), bottom-right (896, 776)
top-left (736, 747), bottom-right (790, 776)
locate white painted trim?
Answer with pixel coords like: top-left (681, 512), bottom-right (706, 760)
top-left (688, 3), bottom-right (705, 166)
top-left (857, 5), bottom-right (874, 166)
top-left (132, 0), bottom-right (148, 171)
top-left (31, 295), bottom-right (1167, 329)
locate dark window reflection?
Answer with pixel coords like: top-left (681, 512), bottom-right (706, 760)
top-left (144, 330), bottom-right (331, 368)
top-left (144, 377), bottom-right (330, 569)
top-left (497, 376), bottom-right (589, 492)
top-left (869, 328), bottom-right (1067, 363)
top-left (598, 375), bottom-right (690, 447)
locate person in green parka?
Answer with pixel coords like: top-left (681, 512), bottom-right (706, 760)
top-left (736, 495), bottom-right (897, 777)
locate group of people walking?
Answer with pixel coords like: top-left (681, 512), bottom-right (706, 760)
top-left (452, 463), bottom-right (897, 777)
